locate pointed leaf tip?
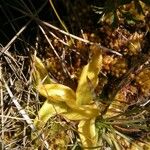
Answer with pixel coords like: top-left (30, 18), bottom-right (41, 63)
top-left (76, 45), bottom-right (102, 105)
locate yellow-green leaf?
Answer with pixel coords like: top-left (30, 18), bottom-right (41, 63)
top-left (62, 104), bottom-right (99, 120)
top-left (32, 52), bottom-right (101, 148)
top-left (37, 84), bottom-right (99, 120)
top-left (32, 56), bottom-right (55, 85)
top-left (78, 118), bottom-right (98, 148)
top-left (37, 84), bottom-right (77, 109)
top-left (32, 66), bottom-right (42, 87)
top-left (34, 100), bottom-right (67, 129)
top-left (76, 45), bottom-right (102, 105)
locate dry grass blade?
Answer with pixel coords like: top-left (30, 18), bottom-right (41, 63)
top-left (0, 59), bottom-right (5, 149)
top-left (2, 78), bottom-right (50, 149)
top-left (40, 21), bottom-right (122, 56)
top-left (48, 31), bottom-right (69, 46)
top-left (39, 25), bottom-right (71, 77)
top-left (3, 78), bottom-right (34, 130)
top-left (39, 25), bottom-right (61, 60)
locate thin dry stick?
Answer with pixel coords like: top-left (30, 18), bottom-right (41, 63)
top-left (0, 59), bottom-right (4, 150)
top-left (41, 21), bottom-right (122, 56)
top-left (41, 21), bottom-right (91, 43)
top-left (0, 115), bottom-right (33, 121)
top-left (49, 0), bottom-right (74, 43)
top-left (39, 25), bottom-right (61, 59)
top-left (3, 78), bottom-right (34, 129)
top-left (49, 31), bottom-right (69, 46)
top-left (27, 67), bottom-right (32, 110)
top-left (4, 55), bottom-right (27, 81)
top-left (0, 0), bottom-right (48, 57)
top-left (0, 20), bottom-right (31, 56)
top-left (49, 0), bottom-right (69, 34)
top-left (0, 45), bottom-right (27, 83)
top-left (39, 25), bottom-right (71, 77)
top-left (3, 78), bottom-right (50, 149)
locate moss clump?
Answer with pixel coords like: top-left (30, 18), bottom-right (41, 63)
top-left (135, 68), bottom-right (150, 96)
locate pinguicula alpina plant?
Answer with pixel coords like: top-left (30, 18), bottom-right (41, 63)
top-left (32, 44), bottom-right (150, 149)
top-left (32, 45), bottom-right (102, 149)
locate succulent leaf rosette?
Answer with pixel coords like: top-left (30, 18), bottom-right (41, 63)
top-left (32, 45), bottom-right (102, 149)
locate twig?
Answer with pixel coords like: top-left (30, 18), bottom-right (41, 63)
top-left (0, 59), bottom-right (4, 150)
top-left (49, 31), bottom-right (69, 46)
top-left (40, 21), bottom-right (122, 56)
top-left (0, 115), bottom-right (34, 121)
top-left (0, 20), bottom-right (31, 56)
top-left (39, 25), bottom-right (71, 77)
top-left (39, 25), bottom-right (61, 60)
top-left (41, 21), bottom-right (91, 44)
top-left (49, 0), bottom-right (69, 35)
top-left (3, 78), bottom-right (34, 130)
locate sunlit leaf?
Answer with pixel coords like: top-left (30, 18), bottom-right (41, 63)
top-left (62, 104), bottom-right (99, 120)
top-left (37, 84), bottom-right (99, 120)
top-left (37, 84), bottom-right (77, 109)
top-left (32, 56), bottom-right (55, 86)
top-left (78, 118), bottom-right (98, 148)
top-left (34, 100), bottom-right (67, 129)
top-left (33, 54), bottom-right (101, 148)
top-left (32, 66), bottom-right (42, 87)
top-left (76, 45), bottom-right (102, 105)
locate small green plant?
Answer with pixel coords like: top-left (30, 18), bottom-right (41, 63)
top-left (32, 45), bottom-right (102, 149)
top-left (32, 44), bottom-right (150, 149)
